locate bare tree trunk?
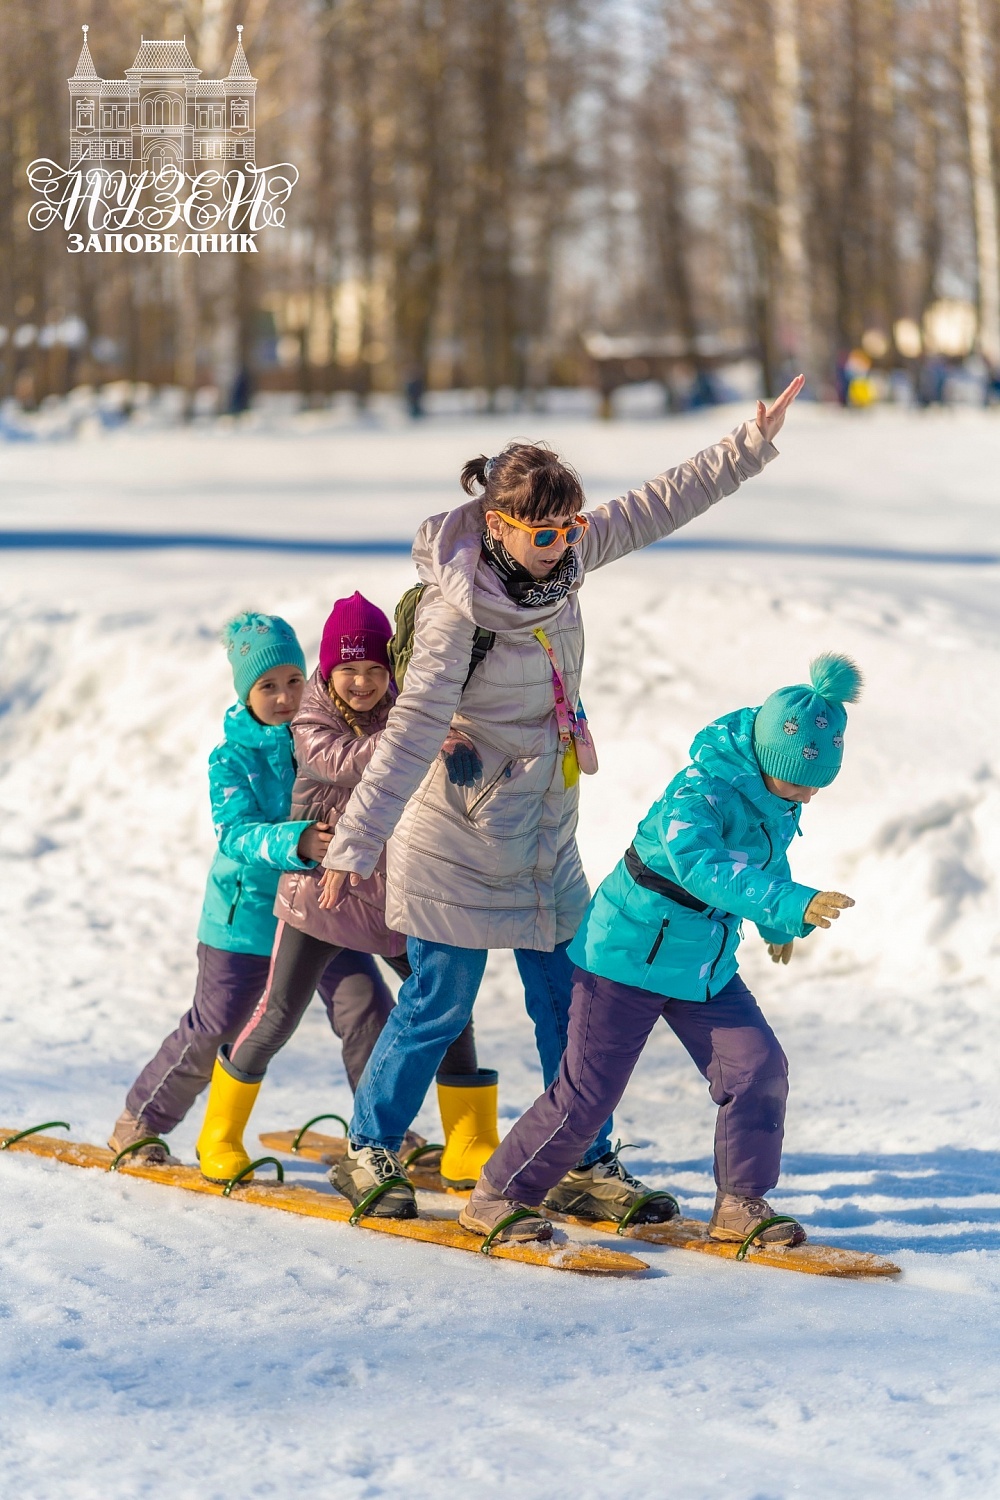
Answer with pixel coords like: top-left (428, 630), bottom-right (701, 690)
top-left (770, 0), bottom-right (813, 377)
top-left (637, 63), bottom-right (701, 367)
top-left (470, 0), bottom-right (518, 404)
top-left (393, 0), bottom-right (447, 395)
top-left (339, 0), bottom-right (379, 406)
top-left (960, 0), bottom-right (1000, 368)
top-left (913, 24), bottom-right (943, 318)
top-left (174, 254), bottom-right (199, 417)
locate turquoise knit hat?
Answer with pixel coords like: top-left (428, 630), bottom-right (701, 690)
top-left (222, 610), bottom-right (306, 703)
top-left (752, 653), bottom-right (863, 789)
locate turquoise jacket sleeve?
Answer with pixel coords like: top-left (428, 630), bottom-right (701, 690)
top-left (654, 782), bottom-right (818, 939)
top-left (208, 746), bottom-right (313, 872)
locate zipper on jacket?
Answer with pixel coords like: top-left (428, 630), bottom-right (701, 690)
top-left (762, 827), bottom-right (773, 865)
top-left (227, 876), bottom-right (243, 925)
top-left (645, 918), bottom-right (669, 965)
top-left (466, 759), bottom-right (514, 819)
top-left (705, 920), bottom-right (728, 999)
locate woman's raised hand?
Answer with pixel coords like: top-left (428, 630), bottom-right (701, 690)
top-left (318, 866), bottom-right (361, 909)
top-left (755, 373), bottom-right (805, 444)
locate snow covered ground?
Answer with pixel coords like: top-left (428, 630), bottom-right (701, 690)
top-left (1, 402), bottom-right (999, 1498)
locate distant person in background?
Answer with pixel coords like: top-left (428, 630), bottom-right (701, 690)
top-left (109, 612), bottom-right (394, 1166)
top-left (317, 374), bottom-right (805, 1224)
top-left (404, 368), bottom-right (426, 419)
top-left (916, 356), bottom-right (948, 408)
top-left (229, 365), bottom-right (253, 416)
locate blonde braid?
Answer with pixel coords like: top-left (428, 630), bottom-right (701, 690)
top-left (329, 683), bottom-right (390, 739)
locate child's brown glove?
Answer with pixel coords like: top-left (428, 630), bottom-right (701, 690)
top-left (804, 890), bottom-right (855, 928)
top-left (767, 942), bottom-right (795, 964)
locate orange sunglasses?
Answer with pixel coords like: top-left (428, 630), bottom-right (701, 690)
top-left (492, 510), bottom-right (590, 549)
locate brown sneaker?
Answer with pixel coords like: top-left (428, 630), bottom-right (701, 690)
top-left (709, 1191), bottom-right (806, 1247)
top-left (459, 1177), bottom-right (553, 1245)
top-left (400, 1129), bottom-right (442, 1168)
top-left (543, 1147), bottom-right (680, 1225)
top-left (329, 1144), bottom-right (418, 1219)
top-left (108, 1108), bottom-right (179, 1166)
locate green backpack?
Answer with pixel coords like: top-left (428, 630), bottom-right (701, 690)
top-left (388, 583), bottom-right (496, 694)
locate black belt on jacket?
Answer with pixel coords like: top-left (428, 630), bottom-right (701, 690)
top-left (623, 843), bottom-right (730, 918)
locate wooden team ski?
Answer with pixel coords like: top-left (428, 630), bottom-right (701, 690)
top-left (0, 1127), bottom-right (647, 1278)
top-left (260, 1125), bottom-right (901, 1281)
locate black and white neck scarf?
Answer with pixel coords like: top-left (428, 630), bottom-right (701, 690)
top-left (480, 529), bottom-right (581, 609)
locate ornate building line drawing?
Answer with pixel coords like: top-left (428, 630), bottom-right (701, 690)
top-left (68, 24), bottom-right (256, 173)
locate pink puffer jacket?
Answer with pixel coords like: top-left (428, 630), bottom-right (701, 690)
top-left (272, 669), bottom-right (407, 957)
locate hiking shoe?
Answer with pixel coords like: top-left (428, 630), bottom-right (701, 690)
top-left (709, 1191), bottom-right (806, 1248)
top-left (108, 1109), bottom-right (179, 1166)
top-left (400, 1129), bottom-right (441, 1169)
top-left (329, 1144), bottom-right (418, 1219)
top-left (543, 1146), bottom-right (680, 1225)
top-left (458, 1177), bottom-right (553, 1244)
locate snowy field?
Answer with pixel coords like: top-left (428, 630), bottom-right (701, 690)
top-left (1, 402), bottom-right (999, 1498)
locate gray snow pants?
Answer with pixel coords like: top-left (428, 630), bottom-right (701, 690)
top-left (223, 921), bottom-right (478, 1087)
top-left (485, 968), bottom-right (789, 1204)
top-left (126, 940), bottom-right (395, 1135)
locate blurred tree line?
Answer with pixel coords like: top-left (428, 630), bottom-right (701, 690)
top-left (2, 0), bottom-right (1000, 408)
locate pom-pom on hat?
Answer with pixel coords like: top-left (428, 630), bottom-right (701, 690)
top-left (319, 591), bottom-right (393, 681)
top-left (222, 610), bottom-right (306, 704)
top-left (752, 653), bottom-right (863, 789)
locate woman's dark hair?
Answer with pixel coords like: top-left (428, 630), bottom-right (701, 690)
top-left (460, 441), bottom-right (584, 521)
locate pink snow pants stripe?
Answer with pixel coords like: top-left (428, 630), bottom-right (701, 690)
top-left (231, 921), bottom-right (284, 1057)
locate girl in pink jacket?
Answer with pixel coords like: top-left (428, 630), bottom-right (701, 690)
top-left (196, 593), bottom-right (480, 1184)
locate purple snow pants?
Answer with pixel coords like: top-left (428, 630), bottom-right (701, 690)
top-left (126, 941), bottom-right (394, 1135)
top-left (484, 967), bottom-right (789, 1205)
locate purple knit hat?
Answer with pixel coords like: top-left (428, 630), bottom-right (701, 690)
top-left (319, 591), bottom-right (393, 679)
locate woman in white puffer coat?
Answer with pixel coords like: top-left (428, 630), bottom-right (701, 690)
top-left (320, 378), bottom-right (803, 1221)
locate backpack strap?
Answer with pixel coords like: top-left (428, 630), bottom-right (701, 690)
top-left (464, 627), bottom-right (496, 688)
top-left (390, 581), bottom-right (495, 695)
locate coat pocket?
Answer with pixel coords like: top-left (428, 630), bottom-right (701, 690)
top-left (644, 918), bottom-right (670, 965)
top-left (226, 876), bottom-right (244, 926)
top-left (465, 758), bottom-right (514, 821)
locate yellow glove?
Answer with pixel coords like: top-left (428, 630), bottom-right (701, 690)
top-left (804, 890), bottom-right (855, 929)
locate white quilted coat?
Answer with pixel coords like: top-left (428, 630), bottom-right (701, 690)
top-left (324, 420), bottom-right (777, 949)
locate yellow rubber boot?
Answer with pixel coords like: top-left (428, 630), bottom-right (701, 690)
top-left (437, 1069), bottom-right (500, 1189)
top-left (195, 1054), bottom-right (263, 1183)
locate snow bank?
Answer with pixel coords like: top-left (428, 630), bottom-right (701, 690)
top-left (1, 407), bottom-right (999, 1496)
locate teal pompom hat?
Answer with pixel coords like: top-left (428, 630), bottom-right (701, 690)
top-left (752, 653), bottom-right (863, 789)
top-left (222, 610), bottom-right (306, 703)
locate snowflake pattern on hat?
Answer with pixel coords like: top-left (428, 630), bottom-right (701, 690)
top-left (753, 654), bottom-right (861, 789)
top-left (220, 610), bottom-right (306, 703)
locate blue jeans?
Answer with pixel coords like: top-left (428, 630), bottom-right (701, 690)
top-left (350, 937), bottom-right (613, 1166)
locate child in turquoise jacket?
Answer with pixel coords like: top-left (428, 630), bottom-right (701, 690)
top-left (460, 655), bottom-right (861, 1249)
top-left (109, 612), bottom-right (396, 1162)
